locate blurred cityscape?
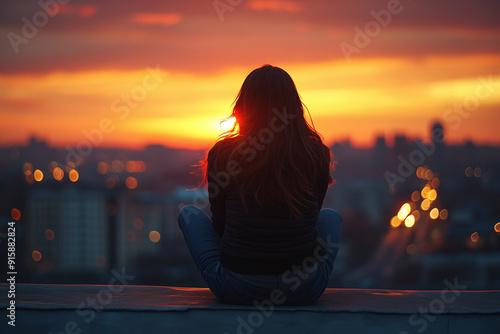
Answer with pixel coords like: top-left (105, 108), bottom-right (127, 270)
top-left (1, 122), bottom-right (499, 290)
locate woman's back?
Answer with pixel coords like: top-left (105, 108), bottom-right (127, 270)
top-left (207, 138), bottom-right (331, 274)
top-left (178, 64), bottom-right (341, 305)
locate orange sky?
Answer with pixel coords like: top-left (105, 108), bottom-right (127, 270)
top-left (1, 0), bottom-right (500, 150)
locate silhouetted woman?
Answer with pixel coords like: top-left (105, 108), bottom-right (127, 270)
top-left (178, 65), bottom-right (341, 305)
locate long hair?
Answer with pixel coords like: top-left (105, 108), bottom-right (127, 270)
top-left (205, 64), bottom-right (334, 217)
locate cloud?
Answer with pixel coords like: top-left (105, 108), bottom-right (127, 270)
top-left (131, 12), bottom-right (183, 26)
top-left (0, 0), bottom-right (499, 75)
top-left (247, 1), bottom-right (303, 13)
top-left (59, 5), bottom-right (97, 18)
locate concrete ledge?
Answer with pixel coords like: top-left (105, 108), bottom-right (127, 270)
top-left (1, 284), bottom-right (499, 333)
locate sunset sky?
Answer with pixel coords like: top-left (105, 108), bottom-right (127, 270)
top-left (1, 0), bottom-right (499, 150)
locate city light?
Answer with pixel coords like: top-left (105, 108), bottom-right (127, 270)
top-left (32, 250), bottom-right (42, 262)
top-left (45, 229), bottom-right (55, 241)
top-left (23, 162), bottom-right (33, 175)
top-left (421, 199), bottom-right (431, 211)
top-left (494, 223), bottom-right (500, 233)
top-left (397, 203), bottom-right (412, 221)
top-left (111, 160), bottom-right (125, 173)
top-left (411, 210), bottom-right (421, 222)
top-left (69, 169), bottom-right (79, 182)
top-left (431, 177), bottom-right (440, 188)
top-left (97, 162), bottom-right (109, 174)
top-left (411, 191), bottom-right (420, 202)
top-left (406, 244), bottom-right (417, 255)
top-left (440, 209), bottom-right (449, 220)
top-left (125, 176), bottom-right (138, 189)
top-left (149, 231), bottom-right (161, 243)
top-left (34, 169), bottom-right (44, 182)
top-left (470, 232), bottom-right (479, 243)
top-left (106, 176), bottom-right (117, 189)
top-left (430, 208), bottom-right (439, 219)
top-left (126, 160), bottom-right (147, 173)
top-left (25, 173), bottom-right (35, 184)
top-left (11, 208), bottom-right (21, 221)
top-left (404, 215), bottom-right (415, 228)
top-left (53, 167), bottom-right (64, 181)
top-left (133, 218), bottom-right (144, 230)
top-left (390, 216), bottom-right (401, 228)
top-left (421, 185), bottom-right (431, 199)
top-left (427, 189), bottom-right (437, 201)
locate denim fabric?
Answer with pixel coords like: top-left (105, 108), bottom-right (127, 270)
top-left (177, 205), bottom-right (341, 305)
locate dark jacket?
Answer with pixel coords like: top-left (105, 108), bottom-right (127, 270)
top-left (207, 141), bottom-right (330, 275)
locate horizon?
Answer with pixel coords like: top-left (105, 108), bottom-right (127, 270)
top-left (2, 119), bottom-right (499, 152)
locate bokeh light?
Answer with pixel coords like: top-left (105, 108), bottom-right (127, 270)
top-left (411, 210), bottom-right (421, 222)
top-left (470, 232), bottom-right (479, 243)
top-left (430, 208), bottom-right (439, 219)
top-left (406, 244), bottom-right (417, 255)
top-left (11, 208), bottom-right (21, 220)
top-left (427, 189), bottom-right (437, 201)
top-left (23, 162), bottom-right (33, 175)
top-left (465, 167), bottom-right (473, 177)
top-left (133, 218), bottom-right (144, 230)
top-left (494, 222), bottom-right (500, 233)
top-left (411, 191), bottom-right (420, 202)
top-left (440, 209), bottom-right (449, 220)
top-left (45, 229), bottom-right (55, 241)
top-left (53, 167), bottom-right (64, 181)
top-left (34, 169), bottom-right (44, 182)
top-left (32, 250), bottom-right (42, 262)
top-left (106, 176), bottom-right (117, 189)
top-left (97, 162), bottom-right (109, 174)
top-left (404, 215), bottom-right (415, 228)
top-left (390, 216), bottom-right (401, 228)
top-left (149, 230), bottom-right (161, 243)
top-left (421, 199), bottom-right (431, 211)
top-left (397, 203), bottom-right (412, 221)
top-left (125, 176), bottom-right (138, 189)
top-left (69, 169), bottom-right (79, 182)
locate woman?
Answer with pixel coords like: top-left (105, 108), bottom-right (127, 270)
top-left (178, 64), bottom-right (341, 305)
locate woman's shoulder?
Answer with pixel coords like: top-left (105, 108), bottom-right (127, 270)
top-left (208, 137), bottom-right (241, 166)
top-left (209, 137), bottom-right (237, 154)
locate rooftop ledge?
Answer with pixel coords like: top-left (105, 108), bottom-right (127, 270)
top-left (1, 284), bottom-right (499, 334)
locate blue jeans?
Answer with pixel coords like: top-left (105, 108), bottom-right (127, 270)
top-left (177, 205), bottom-right (341, 305)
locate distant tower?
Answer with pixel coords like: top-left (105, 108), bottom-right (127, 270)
top-left (430, 121), bottom-right (445, 173)
top-left (374, 135), bottom-right (388, 175)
